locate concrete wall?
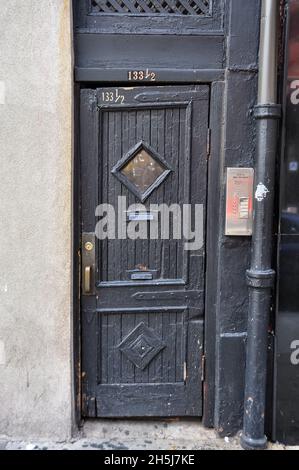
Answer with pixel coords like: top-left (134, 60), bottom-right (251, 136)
top-left (0, 0), bottom-right (73, 439)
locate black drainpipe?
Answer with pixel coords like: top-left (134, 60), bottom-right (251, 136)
top-left (240, 0), bottom-right (281, 450)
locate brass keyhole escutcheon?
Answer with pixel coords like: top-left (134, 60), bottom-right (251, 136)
top-left (85, 242), bottom-right (94, 252)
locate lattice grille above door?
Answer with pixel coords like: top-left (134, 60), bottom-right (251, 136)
top-left (90, 0), bottom-right (211, 16)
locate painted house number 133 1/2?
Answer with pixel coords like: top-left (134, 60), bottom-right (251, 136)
top-left (128, 69), bottom-right (156, 81)
top-left (101, 89), bottom-right (125, 104)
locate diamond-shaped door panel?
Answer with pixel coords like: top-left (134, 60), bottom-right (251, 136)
top-left (118, 322), bottom-right (166, 370)
top-left (121, 149), bottom-right (165, 193)
top-left (112, 141), bottom-right (172, 202)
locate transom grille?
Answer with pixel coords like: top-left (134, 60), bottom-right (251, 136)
top-left (91, 0), bottom-right (211, 16)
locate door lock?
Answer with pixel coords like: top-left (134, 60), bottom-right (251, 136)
top-left (82, 233), bottom-right (95, 296)
top-left (84, 241), bottom-right (94, 252)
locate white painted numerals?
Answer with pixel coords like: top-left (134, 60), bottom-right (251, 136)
top-left (101, 89), bottom-right (125, 104)
top-left (128, 69), bottom-right (156, 82)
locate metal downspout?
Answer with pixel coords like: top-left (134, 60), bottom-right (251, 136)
top-left (240, 0), bottom-right (281, 450)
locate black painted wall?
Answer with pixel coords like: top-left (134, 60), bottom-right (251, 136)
top-left (73, 0), bottom-right (261, 437)
top-left (208, 1), bottom-right (260, 436)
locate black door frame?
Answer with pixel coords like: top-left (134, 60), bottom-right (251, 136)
top-left (73, 78), bottom-right (224, 427)
top-left (80, 85), bottom-right (210, 418)
top-left (73, 0), bottom-right (263, 437)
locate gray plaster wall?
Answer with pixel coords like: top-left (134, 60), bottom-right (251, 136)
top-left (0, 0), bottom-right (73, 439)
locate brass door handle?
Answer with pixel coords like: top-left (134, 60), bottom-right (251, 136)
top-left (82, 233), bottom-right (95, 296)
top-left (84, 266), bottom-right (91, 294)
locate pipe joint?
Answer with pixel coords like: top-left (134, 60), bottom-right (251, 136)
top-left (254, 104), bottom-right (281, 120)
top-left (246, 269), bottom-right (276, 289)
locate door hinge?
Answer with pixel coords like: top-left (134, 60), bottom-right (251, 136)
top-left (206, 129), bottom-right (211, 159)
top-left (201, 355), bottom-right (206, 382)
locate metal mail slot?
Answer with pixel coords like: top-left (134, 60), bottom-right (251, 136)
top-left (127, 211), bottom-right (155, 222)
top-left (225, 168), bottom-right (254, 236)
top-left (131, 273), bottom-right (153, 281)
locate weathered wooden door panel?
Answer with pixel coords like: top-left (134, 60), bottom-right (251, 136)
top-left (81, 86), bottom-right (209, 417)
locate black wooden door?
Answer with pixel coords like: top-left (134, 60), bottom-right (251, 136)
top-left (81, 86), bottom-right (209, 417)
